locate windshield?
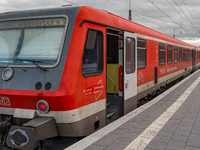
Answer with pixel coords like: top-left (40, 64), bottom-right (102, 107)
top-left (0, 17), bottom-right (66, 66)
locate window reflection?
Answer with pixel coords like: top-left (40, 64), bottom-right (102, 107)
top-left (0, 19), bottom-right (65, 66)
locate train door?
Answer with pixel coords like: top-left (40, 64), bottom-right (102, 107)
top-left (192, 49), bottom-right (196, 72)
top-left (106, 28), bottom-right (123, 124)
top-left (124, 32), bottom-right (137, 114)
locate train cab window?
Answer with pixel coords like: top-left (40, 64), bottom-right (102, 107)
top-left (137, 39), bottom-right (146, 69)
top-left (167, 45), bottom-right (172, 64)
top-left (186, 49), bottom-right (189, 61)
top-left (0, 18), bottom-right (67, 67)
top-left (159, 43), bottom-right (165, 66)
top-left (174, 46), bottom-right (178, 63)
top-left (183, 48), bottom-right (186, 62)
top-left (179, 47), bottom-right (182, 62)
top-left (82, 29), bottom-right (103, 75)
top-left (126, 37), bottom-right (135, 73)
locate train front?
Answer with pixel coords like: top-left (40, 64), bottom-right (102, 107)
top-left (0, 7), bottom-right (80, 150)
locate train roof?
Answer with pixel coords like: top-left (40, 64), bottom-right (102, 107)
top-left (77, 6), bottom-right (196, 49)
top-left (0, 5), bottom-right (198, 50)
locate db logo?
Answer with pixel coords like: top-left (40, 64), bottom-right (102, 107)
top-left (0, 97), bottom-right (11, 106)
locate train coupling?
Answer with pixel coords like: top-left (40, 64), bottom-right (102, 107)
top-left (6, 117), bottom-right (58, 150)
top-left (0, 115), bottom-right (12, 146)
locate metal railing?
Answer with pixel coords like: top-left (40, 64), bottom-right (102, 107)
top-left (107, 74), bottom-right (117, 99)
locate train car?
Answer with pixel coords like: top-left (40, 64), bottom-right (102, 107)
top-left (0, 5), bottom-right (199, 149)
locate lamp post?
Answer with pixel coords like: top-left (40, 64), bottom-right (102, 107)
top-left (129, 0), bottom-right (132, 21)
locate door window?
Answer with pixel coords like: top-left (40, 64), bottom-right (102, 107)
top-left (126, 37), bottom-right (135, 74)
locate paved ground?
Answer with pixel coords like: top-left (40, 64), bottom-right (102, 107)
top-left (66, 69), bottom-right (200, 150)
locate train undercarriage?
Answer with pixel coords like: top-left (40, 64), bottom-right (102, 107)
top-left (0, 115), bottom-right (59, 150)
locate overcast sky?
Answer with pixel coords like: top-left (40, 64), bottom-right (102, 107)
top-left (0, 0), bottom-right (200, 46)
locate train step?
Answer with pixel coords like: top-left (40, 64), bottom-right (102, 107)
top-left (107, 102), bottom-right (111, 107)
top-left (107, 111), bottom-right (116, 118)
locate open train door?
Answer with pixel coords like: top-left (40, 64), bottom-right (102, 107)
top-left (192, 49), bottom-right (196, 72)
top-left (124, 32), bottom-right (137, 114)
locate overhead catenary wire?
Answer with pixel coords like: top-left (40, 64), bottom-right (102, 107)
top-left (105, 0), bottom-right (127, 11)
top-left (0, 2), bottom-right (23, 10)
top-left (173, 0), bottom-right (198, 32)
top-left (105, 0), bottom-right (199, 30)
top-left (166, 0), bottom-right (182, 17)
top-left (148, 0), bottom-right (194, 38)
top-left (63, 0), bottom-right (78, 5)
top-left (131, 10), bottom-right (199, 29)
top-left (105, 0), bottom-right (198, 37)
top-left (182, 0), bottom-right (200, 27)
top-left (134, 13), bottom-right (199, 39)
top-left (133, 13), bottom-right (171, 34)
top-left (166, 0), bottom-right (190, 27)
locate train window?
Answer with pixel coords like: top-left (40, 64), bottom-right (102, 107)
top-left (137, 39), bottom-right (146, 69)
top-left (199, 51), bottom-right (200, 59)
top-left (183, 48), bottom-right (185, 62)
top-left (159, 43), bottom-right (165, 66)
top-left (189, 50), bottom-right (192, 60)
top-left (82, 29), bottom-right (103, 75)
top-left (126, 37), bottom-right (135, 74)
top-left (186, 49), bottom-right (188, 61)
top-left (189, 49), bottom-right (191, 60)
top-left (167, 45), bottom-right (172, 64)
top-left (174, 46), bottom-right (178, 63)
top-left (188, 49), bottom-right (190, 60)
top-left (179, 47), bottom-right (182, 62)
top-left (0, 18), bottom-right (66, 67)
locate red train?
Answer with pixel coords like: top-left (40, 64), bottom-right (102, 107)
top-left (0, 5), bottom-right (199, 149)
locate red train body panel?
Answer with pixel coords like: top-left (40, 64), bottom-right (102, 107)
top-left (0, 6), bottom-right (199, 150)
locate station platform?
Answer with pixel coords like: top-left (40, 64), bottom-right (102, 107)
top-left (66, 69), bottom-right (200, 150)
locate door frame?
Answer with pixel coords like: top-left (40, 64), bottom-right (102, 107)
top-left (192, 49), bottom-right (196, 72)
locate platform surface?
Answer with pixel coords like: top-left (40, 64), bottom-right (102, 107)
top-left (66, 70), bottom-right (200, 150)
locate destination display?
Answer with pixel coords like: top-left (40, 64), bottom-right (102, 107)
top-left (0, 18), bottom-right (66, 29)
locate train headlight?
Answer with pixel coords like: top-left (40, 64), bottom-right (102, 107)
top-left (36, 100), bottom-right (50, 114)
top-left (2, 68), bottom-right (14, 81)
